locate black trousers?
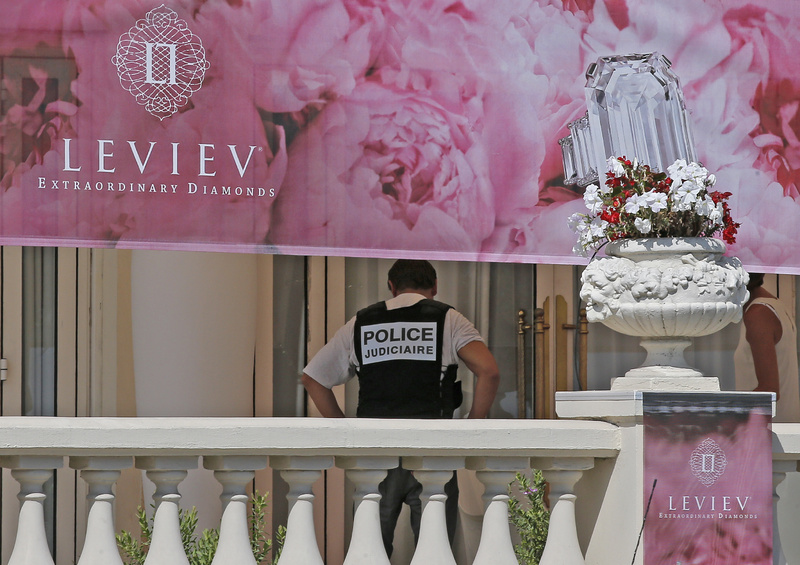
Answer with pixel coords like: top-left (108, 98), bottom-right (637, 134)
top-left (378, 466), bottom-right (459, 557)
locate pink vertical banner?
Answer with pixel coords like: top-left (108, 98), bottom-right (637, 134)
top-left (642, 392), bottom-right (773, 565)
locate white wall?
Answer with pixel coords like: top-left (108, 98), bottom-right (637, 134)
top-left (130, 250), bottom-right (258, 530)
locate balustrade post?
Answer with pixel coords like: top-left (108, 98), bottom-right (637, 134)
top-left (270, 456), bottom-right (333, 565)
top-left (467, 457), bottom-right (528, 565)
top-left (71, 456), bottom-right (133, 565)
top-left (773, 460), bottom-right (795, 565)
top-left (531, 457), bottom-right (594, 565)
top-left (203, 456), bottom-right (268, 565)
top-left (337, 456), bottom-right (398, 565)
top-left (404, 456), bottom-right (464, 565)
top-left (0, 456), bottom-right (63, 565)
top-left (136, 456), bottom-right (197, 565)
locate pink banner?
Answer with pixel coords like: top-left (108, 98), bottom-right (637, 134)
top-left (2, 1), bottom-right (800, 267)
top-left (643, 392), bottom-right (773, 565)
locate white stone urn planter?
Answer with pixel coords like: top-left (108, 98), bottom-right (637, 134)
top-left (580, 237), bottom-right (748, 390)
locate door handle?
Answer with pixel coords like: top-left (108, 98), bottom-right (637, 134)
top-left (555, 298), bottom-right (590, 393)
top-left (577, 308), bottom-right (588, 391)
top-left (534, 303), bottom-right (550, 418)
top-left (516, 310), bottom-right (532, 418)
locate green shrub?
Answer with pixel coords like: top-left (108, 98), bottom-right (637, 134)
top-left (116, 491), bottom-right (285, 565)
top-left (507, 470), bottom-right (550, 565)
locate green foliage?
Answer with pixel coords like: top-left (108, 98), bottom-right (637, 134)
top-left (507, 470), bottom-right (550, 565)
top-left (116, 506), bottom-right (152, 565)
top-left (116, 491), bottom-right (283, 565)
top-left (248, 492), bottom-right (286, 564)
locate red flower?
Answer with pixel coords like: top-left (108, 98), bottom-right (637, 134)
top-left (601, 210), bottom-right (620, 224)
top-left (722, 225), bottom-right (737, 244)
top-left (709, 190), bottom-right (732, 204)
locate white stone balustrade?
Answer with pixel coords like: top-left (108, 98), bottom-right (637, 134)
top-left (270, 456), bottom-right (333, 565)
top-left (337, 456), bottom-right (397, 565)
top-left (2, 412), bottom-right (800, 565)
top-left (405, 456), bottom-right (464, 565)
top-left (770, 423), bottom-right (800, 565)
top-left (137, 456), bottom-right (196, 565)
top-left (533, 457), bottom-right (595, 565)
top-left (771, 460), bottom-right (793, 565)
top-left (4, 418), bottom-right (800, 565)
top-left (203, 456), bottom-right (269, 565)
top-left (467, 456), bottom-right (529, 565)
top-left (0, 456), bottom-right (63, 565)
top-left (0, 417), bottom-right (618, 565)
top-left (71, 456), bottom-right (132, 565)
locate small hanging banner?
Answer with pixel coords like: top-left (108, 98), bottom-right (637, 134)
top-left (643, 392), bottom-right (773, 565)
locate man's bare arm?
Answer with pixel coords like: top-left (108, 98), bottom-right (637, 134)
top-left (457, 341), bottom-right (500, 419)
top-left (301, 373), bottom-right (345, 418)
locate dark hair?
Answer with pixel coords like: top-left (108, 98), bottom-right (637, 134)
top-left (746, 272), bottom-right (764, 292)
top-left (388, 260), bottom-right (437, 292)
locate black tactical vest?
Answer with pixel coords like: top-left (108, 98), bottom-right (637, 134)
top-left (353, 298), bottom-right (460, 418)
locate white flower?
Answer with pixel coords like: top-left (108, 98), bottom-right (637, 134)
top-left (583, 184), bottom-right (603, 213)
top-left (695, 196), bottom-right (716, 218)
top-left (667, 159), bottom-right (689, 180)
top-left (643, 192), bottom-right (668, 213)
top-left (624, 194), bottom-right (643, 214)
top-left (708, 202), bottom-right (724, 225)
top-left (588, 216), bottom-right (608, 238)
top-left (607, 157), bottom-right (626, 177)
top-left (685, 161), bottom-right (707, 178)
top-left (568, 212), bottom-right (588, 233)
top-left (672, 198), bottom-right (693, 212)
top-left (677, 161), bottom-right (711, 188)
top-left (634, 217), bottom-right (652, 234)
top-left (573, 241), bottom-right (588, 257)
top-left (574, 229), bottom-right (598, 256)
top-left (672, 180), bottom-right (703, 208)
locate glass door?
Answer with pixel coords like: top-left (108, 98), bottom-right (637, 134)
top-left (1, 247), bottom-right (90, 564)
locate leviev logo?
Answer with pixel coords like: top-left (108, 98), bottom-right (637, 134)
top-left (689, 438), bottom-right (727, 486)
top-left (112, 4), bottom-right (210, 120)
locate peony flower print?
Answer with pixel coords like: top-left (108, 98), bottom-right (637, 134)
top-left (191, 0), bottom-right (376, 115)
top-left (268, 81), bottom-right (494, 255)
top-left (0, 65), bottom-right (79, 192)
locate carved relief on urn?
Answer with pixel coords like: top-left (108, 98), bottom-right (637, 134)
top-left (580, 238), bottom-right (749, 387)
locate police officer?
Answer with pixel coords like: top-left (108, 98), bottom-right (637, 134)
top-left (301, 259), bottom-right (500, 557)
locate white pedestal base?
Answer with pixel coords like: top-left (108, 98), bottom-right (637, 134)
top-left (611, 373), bottom-right (720, 392)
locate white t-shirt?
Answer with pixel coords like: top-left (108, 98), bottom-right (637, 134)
top-left (304, 293), bottom-right (483, 389)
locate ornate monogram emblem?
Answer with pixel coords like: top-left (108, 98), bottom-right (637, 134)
top-left (112, 5), bottom-right (210, 120)
top-left (689, 438), bottom-right (727, 486)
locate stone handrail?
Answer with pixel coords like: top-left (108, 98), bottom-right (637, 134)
top-left (0, 417), bottom-right (620, 565)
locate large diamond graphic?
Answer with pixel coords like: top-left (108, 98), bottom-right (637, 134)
top-left (559, 52), bottom-right (697, 186)
top-left (112, 5), bottom-right (210, 120)
top-left (585, 52), bottom-right (697, 176)
top-left (689, 438), bottom-right (727, 486)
